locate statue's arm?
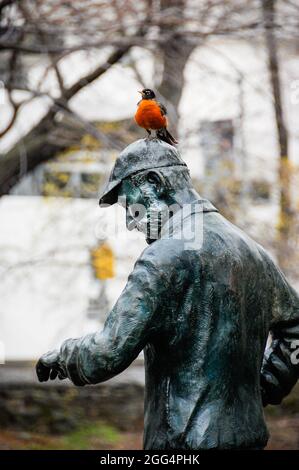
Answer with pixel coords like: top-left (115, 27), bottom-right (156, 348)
top-left (37, 249), bottom-right (173, 386)
top-left (261, 263), bottom-right (299, 406)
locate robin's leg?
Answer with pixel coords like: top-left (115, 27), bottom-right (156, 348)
top-left (146, 129), bottom-right (153, 140)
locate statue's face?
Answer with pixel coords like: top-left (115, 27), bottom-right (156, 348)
top-left (118, 174), bottom-right (168, 243)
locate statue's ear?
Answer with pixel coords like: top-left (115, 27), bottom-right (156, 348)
top-left (146, 170), bottom-right (166, 195)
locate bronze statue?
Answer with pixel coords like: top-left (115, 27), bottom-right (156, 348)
top-left (36, 139), bottom-right (299, 450)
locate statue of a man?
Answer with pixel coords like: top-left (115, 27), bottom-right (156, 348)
top-left (36, 139), bottom-right (299, 450)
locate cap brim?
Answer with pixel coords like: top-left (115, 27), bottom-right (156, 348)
top-left (99, 179), bottom-right (121, 207)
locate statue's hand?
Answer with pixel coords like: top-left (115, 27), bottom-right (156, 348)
top-left (260, 338), bottom-right (298, 406)
top-left (36, 349), bottom-right (67, 382)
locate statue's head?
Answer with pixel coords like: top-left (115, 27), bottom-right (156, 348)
top-left (99, 139), bottom-right (193, 243)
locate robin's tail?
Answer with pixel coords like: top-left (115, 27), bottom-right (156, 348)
top-left (156, 128), bottom-right (178, 146)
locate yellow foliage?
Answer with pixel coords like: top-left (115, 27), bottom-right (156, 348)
top-left (91, 243), bottom-right (115, 280)
top-left (97, 121), bottom-right (122, 132)
top-left (56, 146), bottom-right (81, 160)
top-left (81, 133), bottom-right (102, 150)
top-left (42, 172), bottom-right (72, 197)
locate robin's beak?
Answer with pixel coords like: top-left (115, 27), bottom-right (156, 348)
top-left (138, 90), bottom-right (143, 95)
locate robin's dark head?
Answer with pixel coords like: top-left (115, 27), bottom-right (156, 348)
top-left (139, 88), bottom-right (156, 100)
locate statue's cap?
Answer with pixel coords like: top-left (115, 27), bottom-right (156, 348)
top-left (99, 139), bottom-right (187, 206)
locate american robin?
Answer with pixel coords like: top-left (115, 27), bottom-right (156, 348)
top-left (134, 89), bottom-right (178, 146)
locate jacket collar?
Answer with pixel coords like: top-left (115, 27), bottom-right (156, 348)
top-left (160, 198), bottom-right (218, 239)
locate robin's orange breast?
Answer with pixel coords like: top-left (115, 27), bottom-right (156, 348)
top-left (135, 100), bottom-right (167, 130)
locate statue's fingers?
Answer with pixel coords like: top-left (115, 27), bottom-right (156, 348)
top-left (260, 370), bottom-right (284, 405)
top-left (39, 349), bottom-right (60, 368)
top-left (36, 360), bottom-right (51, 382)
top-left (58, 371), bottom-right (66, 380)
top-left (50, 368), bottom-right (58, 380)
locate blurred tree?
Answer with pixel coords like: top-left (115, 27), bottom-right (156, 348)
top-left (262, 0), bottom-right (295, 270)
top-left (157, 0), bottom-right (196, 131)
top-left (0, 0), bottom-right (272, 195)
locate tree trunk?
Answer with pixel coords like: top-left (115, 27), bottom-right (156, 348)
top-left (262, 0), bottom-right (293, 264)
top-left (158, 0), bottom-right (195, 133)
top-left (0, 110), bottom-right (84, 196)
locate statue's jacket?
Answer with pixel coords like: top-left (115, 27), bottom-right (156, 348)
top-left (59, 199), bottom-right (299, 450)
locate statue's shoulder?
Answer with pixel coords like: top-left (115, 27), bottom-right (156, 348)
top-left (139, 237), bottom-right (186, 270)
